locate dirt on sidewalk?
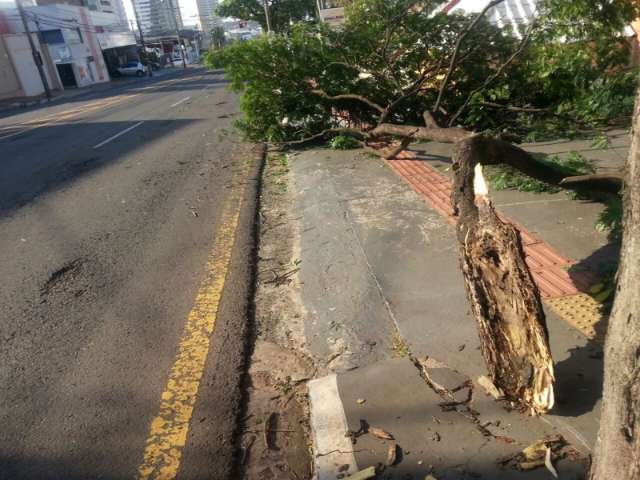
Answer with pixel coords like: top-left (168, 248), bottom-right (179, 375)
top-left (238, 153), bottom-right (315, 480)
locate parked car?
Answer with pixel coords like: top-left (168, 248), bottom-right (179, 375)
top-left (116, 60), bottom-right (147, 77)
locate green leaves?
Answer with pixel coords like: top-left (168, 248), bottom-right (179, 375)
top-left (216, 0), bottom-right (317, 33)
top-left (207, 0), bottom-right (638, 143)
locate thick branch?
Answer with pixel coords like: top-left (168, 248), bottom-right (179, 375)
top-left (370, 123), bottom-right (472, 143)
top-left (433, 0), bottom-right (506, 114)
top-left (423, 111), bottom-right (439, 128)
top-left (311, 89), bottom-right (385, 113)
top-left (560, 173), bottom-right (624, 193)
top-left (451, 138), bottom-right (555, 415)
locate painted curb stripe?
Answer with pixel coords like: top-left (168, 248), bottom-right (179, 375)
top-left (137, 176), bottom-right (245, 480)
top-left (308, 374), bottom-right (359, 480)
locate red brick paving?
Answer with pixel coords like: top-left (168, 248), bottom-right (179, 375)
top-left (387, 154), bottom-right (597, 299)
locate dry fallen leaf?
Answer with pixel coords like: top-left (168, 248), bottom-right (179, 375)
top-left (544, 446), bottom-right (558, 479)
top-left (386, 443), bottom-right (398, 466)
top-left (369, 426), bottom-right (394, 440)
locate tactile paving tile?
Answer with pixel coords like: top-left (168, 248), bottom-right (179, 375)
top-left (386, 155), bottom-right (598, 299)
top-left (545, 294), bottom-right (606, 342)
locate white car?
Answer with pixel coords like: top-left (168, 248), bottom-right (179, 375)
top-left (116, 60), bottom-right (147, 77)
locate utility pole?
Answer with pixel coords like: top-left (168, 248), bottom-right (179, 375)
top-left (16, 0), bottom-right (51, 100)
top-left (165, 0), bottom-right (186, 68)
top-left (263, 0), bottom-right (271, 33)
top-left (132, 1), bottom-right (152, 76)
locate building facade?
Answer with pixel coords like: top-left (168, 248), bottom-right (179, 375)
top-left (195, 0), bottom-right (216, 33)
top-left (132, 0), bottom-right (183, 37)
top-left (0, 0), bottom-right (137, 99)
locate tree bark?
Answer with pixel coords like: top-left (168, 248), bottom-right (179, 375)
top-left (451, 136), bottom-right (555, 415)
top-left (590, 87), bottom-right (640, 480)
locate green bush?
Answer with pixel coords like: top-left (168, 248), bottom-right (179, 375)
top-left (329, 135), bottom-right (360, 150)
top-left (206, 0), bottom-right (639, 143)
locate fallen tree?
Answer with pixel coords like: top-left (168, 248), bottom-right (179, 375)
top-left (209, 0), bottom-right (638, 413)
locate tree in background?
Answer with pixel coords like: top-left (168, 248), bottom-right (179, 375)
top-left (210, 26), bottom-right (226, 49)
top-left (215, 0), bottom-right (317, 33)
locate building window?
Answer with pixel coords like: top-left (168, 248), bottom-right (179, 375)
top-left (84, 0), bottom-right (99, 11)
top-left (41, 29), bottom-right (64, 44)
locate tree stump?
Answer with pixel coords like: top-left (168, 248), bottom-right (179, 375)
top-left (451, 135), bottom-right (555, 414)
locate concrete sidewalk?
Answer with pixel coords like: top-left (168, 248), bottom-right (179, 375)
top-left (285, 131), bottom-right (628, 479)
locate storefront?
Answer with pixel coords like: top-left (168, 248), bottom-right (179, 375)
top-left (97, 29), bottom-right (138, 74)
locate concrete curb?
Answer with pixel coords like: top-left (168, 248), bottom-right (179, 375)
top-left (308, 374), bottom-right (359, 480)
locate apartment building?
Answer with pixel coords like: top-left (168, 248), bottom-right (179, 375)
top-left (131, 0), bottom-right (182, 37)
top-left (0, 0), bottom-right (136, 100)
top-left (195, 0), bottom-right (216, 33)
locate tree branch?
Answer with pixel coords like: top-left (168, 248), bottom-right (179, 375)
top-left (479, 101), bottom-right (550, 113)
top-left (560, 173), bottom-right (624, 193)
top-left (369, 123), bottom-right (472, 143)
top-left (311, 89), bottom-right (385, 113)
top-left (271, 128), bottom-right (367, 147)
top-left (432, 0), bottom-right (506, 114)
top-left (447, 19), bottom-right (537, 127)
top-left (378, 58), bottom-right (447, 125)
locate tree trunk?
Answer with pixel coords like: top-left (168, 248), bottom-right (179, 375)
top-left (451, 136), bottom-right (555, 415)
top-left (590, 87), bottom-right (640, 480)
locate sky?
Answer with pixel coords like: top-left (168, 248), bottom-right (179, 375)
top-left (119, 0), bottom-right (490, 29)
top-left (122, 0), bottom-right (201, 28)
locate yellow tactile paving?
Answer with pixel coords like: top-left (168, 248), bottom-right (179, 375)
top-left (545, 293), bottom-right (606, 343)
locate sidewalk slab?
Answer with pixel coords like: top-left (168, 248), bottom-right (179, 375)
top-left (291, 147), bottom-right (607, 438)
top-left (312, 357), bottom-right (587, 479)
top-left (291, 152), bottom-right (397, 372)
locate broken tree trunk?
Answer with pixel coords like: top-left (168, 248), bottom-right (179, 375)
top-left (589, 87), bottom-right (640, 480)
top-left (451, 135), bottom-right (555, 415)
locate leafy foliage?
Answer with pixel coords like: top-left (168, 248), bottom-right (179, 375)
top-left (205, 24), bottom-right (334, 141)
top-left (208, 0), bottom-right (640, 142)
top-left (329, 135), bottom-right (360, 149)
top-left (215, 0), bottom-right (317, 33)
top-left (596, 195), bottom-right (623, 241)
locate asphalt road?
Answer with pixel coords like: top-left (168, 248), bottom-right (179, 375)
top-left (0, 67), bottom-right (259, 479)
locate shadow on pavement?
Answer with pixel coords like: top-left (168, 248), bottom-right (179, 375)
top-left (552, 243), bottom-right (620, 418)
top-left (0, 68), bottom-right (223, 121)
top-left (0, 119), bottom-right (199, 217)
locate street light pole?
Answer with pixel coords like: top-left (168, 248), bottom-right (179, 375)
top-left (16, 0), bottom-right (51, 100)
top-left (132, 1), bottom-right (152, 76)
top-left (263, 0), bottom-right (271, 33)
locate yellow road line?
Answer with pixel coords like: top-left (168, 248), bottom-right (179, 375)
top-left (137, 173), bottom-right (246, 480)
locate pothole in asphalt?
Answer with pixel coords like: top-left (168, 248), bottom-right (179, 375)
top-left (40, 257), bottom-right (86, 297)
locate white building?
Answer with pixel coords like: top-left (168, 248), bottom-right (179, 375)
top-left (442, 0), bottom-right (537, 36)
top-left (0, 1), bottom-right (137, 99)
top-left (195, 0), bottom-right (217, 33)
top-left (132, 0), bottom-right (183, 37)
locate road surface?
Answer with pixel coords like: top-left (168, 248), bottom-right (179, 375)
top-left (0, 67), bottom-right (259, 479)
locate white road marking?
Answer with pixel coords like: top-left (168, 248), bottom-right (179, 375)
top-left (93, 121), bottom-right (144, 149)
top-left (170, 96), bottom-right (191, 108)
top-left (308, 374), bottom-right (359, 480)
